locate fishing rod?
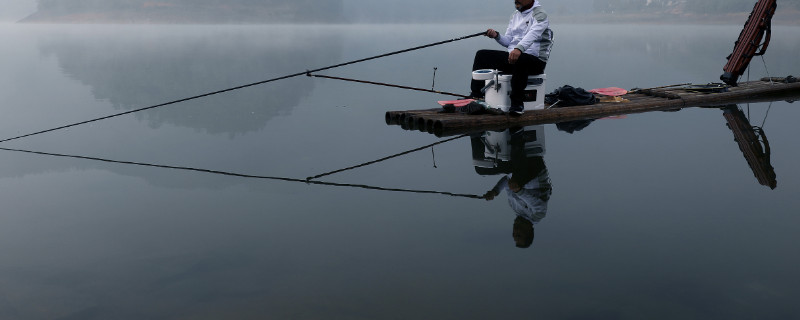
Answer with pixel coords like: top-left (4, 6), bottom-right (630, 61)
top-left (0, 31), bottom-right (486, 144)
top-left (0, 146), bottom-right (484, 199)
top-left (307, 73), bottom-right (472, 99)
top-left (629, 83), bottom-right (692, 93)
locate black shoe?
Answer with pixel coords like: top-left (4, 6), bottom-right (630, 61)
top-left (509, 105), bottom-right (524, 116)
top-left (484, 107), bottom-right (505, 115)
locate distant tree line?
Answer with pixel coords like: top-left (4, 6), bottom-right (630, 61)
top-left (27, 0), bottom-right (800, 23)
top-left (684, 0), bottom-right (799, 14)
top-left (591, 0), bottom-right (799, 14)
top-left (32, 0), bottom-right (344, 22)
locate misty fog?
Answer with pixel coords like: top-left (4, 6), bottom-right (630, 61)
top-left (7, 0), bottom-right (799, 24)
top-left (3, 0), bottom-right (800, 318)
top-left (0, 1), bottom-right (36, 22)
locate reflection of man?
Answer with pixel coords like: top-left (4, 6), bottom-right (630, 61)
top-left (474, 127), bottom-right (552, 248)
top-left (470, 0), bottom-right (554, 116)
top-left (483, 155), bottom-right (551, 248)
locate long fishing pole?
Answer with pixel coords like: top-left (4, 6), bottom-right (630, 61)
top-left (307, 73), bottom-right (472, 99)
top-left (0, 31), bottom-right (486, 144)
top-left (0, 146), bottom-right (483, 199)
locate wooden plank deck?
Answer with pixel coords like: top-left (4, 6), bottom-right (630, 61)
top-left (386, 78), bottom-right (800, 137)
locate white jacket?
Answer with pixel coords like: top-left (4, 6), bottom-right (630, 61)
top-left (489, 169), bottom-right (552, 224)
top-left (495, 1), bottom-right (554, 62)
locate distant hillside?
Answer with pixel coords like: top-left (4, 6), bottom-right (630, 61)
top-left (590, 0), bottom-right (799, 14)
top-left (566, 0), bottom-right (800, 24)
top-left (21, 0), bottom-right (345, 23)
top-left (19, 0), bottom-right (800, 24)
top-left (342, 0), bottom-right (800, 24)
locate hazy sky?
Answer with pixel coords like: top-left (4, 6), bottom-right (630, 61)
top-left (0, 0), bottom-right (560, 23)
top-left (0, 0), bottom-right (637, 23)
top-left (0, 1), bottom-right (35, 22)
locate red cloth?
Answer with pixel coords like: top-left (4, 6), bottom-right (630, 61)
top-left (437, 99), bottom-right (475, 107)
top-left (589, 87), bottom-right (627, 96)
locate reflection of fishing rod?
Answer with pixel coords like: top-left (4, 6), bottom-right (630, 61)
top-left (0, 146), bottom-right (484, 199)
top-left (0, 32), bottom-right (486, 144)
top-left (306, 134), bottom-right (468, 181)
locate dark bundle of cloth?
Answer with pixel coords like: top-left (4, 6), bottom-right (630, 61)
top-left (440, 101), bottom-right (504, 115)
top-left (544, 85), bottom-right (598, 107)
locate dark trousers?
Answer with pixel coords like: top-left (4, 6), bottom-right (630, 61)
top-left (471, 49), bottom-right (547, 106)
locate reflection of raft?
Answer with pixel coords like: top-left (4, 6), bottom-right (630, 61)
top-left (722, 105), bottom-right (777, 189)
top-left (386, 78), bottom-right (800, 137)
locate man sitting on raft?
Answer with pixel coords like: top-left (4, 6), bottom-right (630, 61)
top-left (471, 0), bottom-right (554, 116)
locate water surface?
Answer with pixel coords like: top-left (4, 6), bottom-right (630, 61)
top-left (1, 23), bottom-right (799, 319)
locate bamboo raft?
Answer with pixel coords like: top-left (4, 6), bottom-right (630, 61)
top-left (386, 77), bottom-right (800, 137)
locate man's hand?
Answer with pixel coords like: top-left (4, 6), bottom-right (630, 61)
top-left (485, 29), bottom-right (499, 39)
top-left (482, 190), bottom-right (498, 201)
top-left (508, 48), bottom-right (522, 64)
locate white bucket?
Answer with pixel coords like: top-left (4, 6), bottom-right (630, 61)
top-left (474, 70), bottom-right (547, 112)
top-left (472, 125), bottom-right (547, 173)
top-left (472, 69), bottom-right (497, 81)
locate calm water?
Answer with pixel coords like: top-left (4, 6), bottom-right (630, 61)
top-left (1, 23), bottom-right (799, 319)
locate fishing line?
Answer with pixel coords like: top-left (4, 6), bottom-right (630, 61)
top-left (747, 103), bottom-right (751, 120)
top-left (431, 146), bottom-right (438, 168)
top-left (747, 64), bottom-right (751, 83)
top-left (761, 101), bottom-right (772, 128)
top-left (307, 73), bottom-right (471, 99)
top-left (0, 146), bottom-right (483, 199)
top-left (0, 31), bottom-right (485, 144)
top-left (431, 67), bottom-right (438, 91)
top-left (761, 55), bottom-right (774, 85)
top-left (305, 134), bottom-right (468, 181)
